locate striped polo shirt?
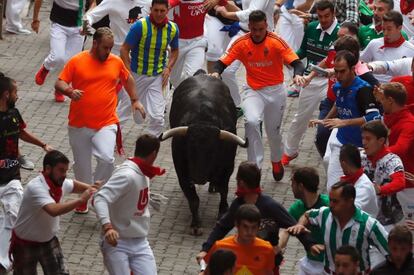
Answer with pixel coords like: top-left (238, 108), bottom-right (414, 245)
top-left (308, 206), bottom-right (389, 273)
top-left (125, 16), bottom-right (179, 76)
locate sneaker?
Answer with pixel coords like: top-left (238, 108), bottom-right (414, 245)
top-left (236, 107), bottom-right (244, 119)
top-left (281, 153), bottom-right (298, 166)
top-left (272, 161), bottom-right (284, 181)
top-left (18, 155), bottom-right (35, 170)
top-left (54, 91), bottom-right (65, 102)
top-left (35, 65), bottom-right (49, 85)
top-left (6, 28), bottom-right (31, 35)
top-left (287, 89), bottom-right (300, 97)
top-left (75, 202), bottom-right (89, 214)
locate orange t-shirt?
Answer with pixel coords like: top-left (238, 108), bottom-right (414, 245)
top-left (220, 32), bottom-right (298, 90)
top-left (59, 51), bottom-right (130, 129)
top-left (204, 235), bottom-right (275, 275)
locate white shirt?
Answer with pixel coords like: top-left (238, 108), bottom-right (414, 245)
top-left (94, 160), bottom-right (151, 238)
top-left (13, 175), bottom-right (74, 242)
top-left (86, 0), bottom-right (151, 53)
top-left (54, 0), bottom-right (83, 11)
top-left (236, 0), bottom-right (275, 32)
top-left (316, 18), bottom-right (338, 41)
top-left (354, 173), bottom-right (378, 218)
top-left (394, 0), bottom-right (414, 39)
top-left (360, 37), bottom-right (414, 83)
top-left (369, 57), bottom-right (413, 76)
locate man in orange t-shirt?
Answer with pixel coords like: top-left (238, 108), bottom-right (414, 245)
top-left (211, 10), bottom-right (306, 182)
top-left (54, 27), bottom-right (146, 213)
top-left (202, 204), bottom-right (275, 275)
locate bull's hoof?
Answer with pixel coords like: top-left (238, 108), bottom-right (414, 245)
top-left (190, 227), bottom-right (203, 236)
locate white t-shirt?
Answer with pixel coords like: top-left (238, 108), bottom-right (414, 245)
top-left (360, 37), bottom-right (414, 83)
top-left (86, 0), bottom-right (151, 53)
top-left (54, 0), bottom-right (83, 11)
top-left (236, 0), bottom-right (275, 32)
top-left (13, 174), bottom-right (74, 242)
top-left (354, 173), bottom-right (378, 218)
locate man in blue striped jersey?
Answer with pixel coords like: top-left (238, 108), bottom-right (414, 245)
top-left (120, 0), bottom-right (179, 136)
top-left (287, 182), bottom-right (389, 274)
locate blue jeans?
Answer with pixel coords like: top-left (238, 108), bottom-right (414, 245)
top-left (315, 98), bottom-right (334, 158)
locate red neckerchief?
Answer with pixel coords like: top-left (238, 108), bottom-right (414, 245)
top-left (380, 35), bottom-right (405, 49)
top-left (401, 0), bottom-right (414, 14)
top-left (383, 107), bottom-right (410, 128)
top-left (340, 168), bottom-right (364, 184)
top-left (149, 14), bottom-right (168, 29)
top-left (374, 22), bottom-right (382, 33)
top-left (235, 186), bottom-right (262, 197)
top-left (42, 172), bottom-right (62, 203)
top-left (128, 157), bottom-right (165, 179)
top-left (367, 147), bottom-right (391, 168)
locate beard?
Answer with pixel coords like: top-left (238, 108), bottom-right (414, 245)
top-left (7, 99), bottom-right (15, 109)
top-left (50, 174), bottom-right (65, 187)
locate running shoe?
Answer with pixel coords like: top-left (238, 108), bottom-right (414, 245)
top-left (281, 153), bottom-right (298, 166)
top-left (75, 202), bottom-right (89, 214)
top-left (54, 91), bottom-right (65, 103)
top-left (18, 155), bottom-right (35, 170)
top-left (287, 88), bottom-right (300, 97)
top-left (35, 65), bottom-right (49, 85)
top-left (272, 161), bottom-right (284, 181)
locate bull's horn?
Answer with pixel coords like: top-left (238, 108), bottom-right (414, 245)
top-left (159, 126), bottom-right (189, 141)
top-left (219, 130), bottom-right (248, 148)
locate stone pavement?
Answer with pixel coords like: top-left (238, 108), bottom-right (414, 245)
top-left (1, 2), bottom-right (327, 274)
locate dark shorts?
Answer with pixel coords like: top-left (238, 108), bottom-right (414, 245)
top-left (12, 236), bottom-right (69, 275)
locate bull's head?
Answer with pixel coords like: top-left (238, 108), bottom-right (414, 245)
top-left (159, 125), bottom-right (248, 185)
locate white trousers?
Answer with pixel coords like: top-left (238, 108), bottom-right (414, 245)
top-left (0, 180), bottom-right (23, 270)
top-left (276, 6), bottom-right (304, 52)
top-left (221, 30), bottom-right (244, 106)
top-left (324, 129), bottom-right (343, 190)
top-left (101, 237), bottom-right (157, 275)
top-left (242, 84), bottom-right (286, 168)
top-left (284, 77), bottom-right (328, 156)
top-left (117, 74), bottom-right (165, 136)
top-left (204, 15), bottom-right (231, 61)
top-left (170, 37), bottom-right (207, 89)
top-left (43, 22), bottom-right (83, 71)
top-left (298, 257), bottom-right (324, 275)
top-left (68, 125), bottom-right (116, 184)
top-left (5, 0), bottom-right (28, 31)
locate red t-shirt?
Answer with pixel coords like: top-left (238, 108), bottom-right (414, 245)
top-left (170, 0), bottom-right (227, 39)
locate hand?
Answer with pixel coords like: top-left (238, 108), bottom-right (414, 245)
top-left (79, 187), bottom-right (94, 203)
top-left (196, 251), bottom-right (207, 264)
top-left (308, 119), bottom-right (324, 128)
top-left (31, 20), bottom-right (40, 33)
top-left (373, 85), bottom-right (384, 102)
top-left (406, 220), bottom-right (414, 230)
top-left (43, 144), bottom-right (53, 152)
top-left (326, 68), bottom-right (335, 78)
top-left (209, 72), bottom-right (220, 79)
top-left (293, 75), bottom-right (307, 87)
top-left (286, 224), bottom-right (311, 235)
top-left (70, 89), bottom-right (83, 101)
top-left (289, 9), bottom-right (306, 16)
top-left (214, 6), bottom-right (227, 16)
top-left (323, 118), bottom-right (346, 129)
top-left (162, 67), bottom-right (171, 88)
top-left (203, 0), bottom-right (220, 11)
top-left (310, 244), bottom-right (325, 256)
top-left (301, 75), bottom-right (312, 88)
top-left (104, 228), bottom-right (120, 246)
top-left (92, 180), bottom-right (103, 189)
top-left (131, 100), bottom-right (146, 119)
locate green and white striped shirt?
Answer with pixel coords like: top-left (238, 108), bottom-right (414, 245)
top-left (308, 206), bottom-right (389, 272)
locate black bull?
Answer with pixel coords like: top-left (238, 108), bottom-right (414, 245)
top-left (159, 73), bottom-right (247, 235)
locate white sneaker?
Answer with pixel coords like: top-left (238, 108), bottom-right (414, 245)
top-left (6, 28), bottom-right (31, 35)
top-left (18, 155), bottom-right (35, 170)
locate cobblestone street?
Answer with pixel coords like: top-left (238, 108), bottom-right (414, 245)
top-left (1, 2), bottom-right (327, 274)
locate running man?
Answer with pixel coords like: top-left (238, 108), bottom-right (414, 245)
top-left (55, 27), bottom-right (145, 214)
top-left (120, 0), bottom-right (179, 136)
top-left (211, 10), bottom-right (306, 181)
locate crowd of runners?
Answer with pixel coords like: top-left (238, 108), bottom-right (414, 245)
top-left (2, 0), bottom-right (414, 274)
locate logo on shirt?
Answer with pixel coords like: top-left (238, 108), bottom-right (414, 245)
top-left (127, 6), bottom-right (143, 24)
top-left (135, 187), bottom-right (149, 216)
top-left (188, 4), bottom-right (205, 16)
